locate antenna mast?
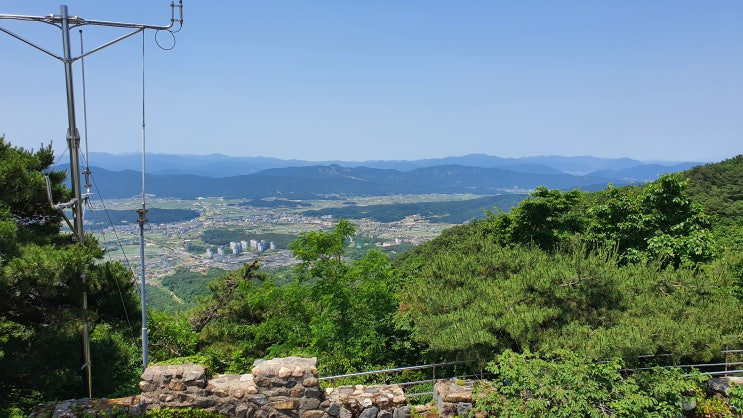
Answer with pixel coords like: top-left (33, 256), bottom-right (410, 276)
top-left (0, 2), bottom-right (183, 396)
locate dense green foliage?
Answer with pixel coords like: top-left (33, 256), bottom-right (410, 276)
top-left (474, 350), bottom-right (704, 417)
top-left (588, 175), bottom-right (716, 268)
top-left (397, 239), bottom-right (740, 363)
top-left (145, 283), bottom-right (187, 312)
top-left (685, 155), bottom-right (743, 252)
top-left (159, 268), bottom-right (226, 309)
top-left (396, 173), bottom-right (739, 363)
top-left (301, 194), bottom-right (527, 223)
top-left (0, 137), bottom-right (141, 411)
top-left (483, 174), bottom-right (716, 268)
top-left (685, 155), bottom-right (743, 220)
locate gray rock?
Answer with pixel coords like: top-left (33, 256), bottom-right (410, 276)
top-left (301, 398), bottom-right (322, 411)
top-left (305, 388), bottom-right (321, 399)
top-left (248, 394), bottom-right (269, 406)
top-left (218, 404), bottom-right (236, 416)
top-left (327, 403), bottom-right (341, 416)
top-left (681, 397), bottom-right (697, 412)
top-left (235, 404), bottom-right (253, 418)
top-left (377, 410), bottom-right (393, 418)
top-left (708, 378), bottom-right (731, 395)
top-left (359, 407), bottom-right (379, 418)
top-left (392, 406), bottom-right (411, 418)
top-left (457, 402), bottom-right (473, 417)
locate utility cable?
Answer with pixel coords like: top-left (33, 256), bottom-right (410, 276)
top-left (81, 169), bottom-right (136, 335)
top-left (141, 30), bottom-right (147, 212)
top-left (79, 30), bottom-right (92, 202)
top-left (77, 30), bottom-right (134, 334)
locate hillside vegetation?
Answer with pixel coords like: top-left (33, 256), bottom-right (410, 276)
top-left (2, 136), bottom-right (742, 416)
top-left (686, 155), bottom-right (743, 220)
top-left (301, 194), bottom-right (527, 223)
top-left (685, 155), bottom-right (743, 252)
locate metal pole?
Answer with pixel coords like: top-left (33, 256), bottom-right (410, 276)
top-left (139, 30), bottom-right (150, 370)
top-left (2, 1), bottom-right (182, 393)
top-left (61, 6), bottom-right (84, 240)
top-left (61, 5), bottom-right (92, 399)
top-left (138, 207), bottom-right (149, 368)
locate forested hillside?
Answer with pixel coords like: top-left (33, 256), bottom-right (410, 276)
top-left (301, 194), bottom-right (527, 223)
top-left (2, 137), bottom-right (742, 416)
top-left (685, 155), bottom-right (743, 251)
top-left (85, 208), bottom-right (200, 230)
top-left (685, 155), bottom-right (743, 220)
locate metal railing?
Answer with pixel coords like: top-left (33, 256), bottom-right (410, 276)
top-left (623, 349), bottom-right (743, 377)
top-left (317, 350), bottom-right (743, 398)
top-left (319, 360), bottom-right (480, 398)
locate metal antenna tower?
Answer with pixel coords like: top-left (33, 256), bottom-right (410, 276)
top-left (0, 3), bottom-right (183, 397)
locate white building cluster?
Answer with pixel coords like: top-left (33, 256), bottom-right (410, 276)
top-left (204, 238), bottom-right (276, 260)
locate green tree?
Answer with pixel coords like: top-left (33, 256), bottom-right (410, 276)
top-left (184, 260), bottom-right (311, 372)
top-left (148, 310), bottom-right (199, 362)
top-left (486, 187), bottom-right (586, 251)
top-left (588, 174), bottom-right (716, 267)
top-left (290, 218), bottom-right (356, 280)
top-left (685, 155), bottom-right (743, 220)
top-left (0, 137), bottom-right (140, 411)
top-left (480, 174), bottom-right (716, 268)
top-left (395, 221), bottom-right (741, 363)
top-left (683, 155), bottom-right (743, 253)
top-left (474, 350), bottom-right (702, 417)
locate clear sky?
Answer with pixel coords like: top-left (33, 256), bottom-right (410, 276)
top-left (1, 1), bottom-right (741, 163)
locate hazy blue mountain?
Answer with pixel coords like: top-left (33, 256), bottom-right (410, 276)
top-left (513, 155), bottom-right (644, 174)
top-left (62, 163), bottom-right (633, 200)
top-left (588, 162), bottom-right (701, 182)
top-left (300, 194), bottom-right (530, 224)
top-left (81, 152), bottom-right (699, 178)
top-left (85, 152), bottom-right (309, 177)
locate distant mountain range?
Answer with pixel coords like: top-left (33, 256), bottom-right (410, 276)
top-left (56, 153), bottom-right (704, 200)
top-left (82, 152), bottom-right (700, 177)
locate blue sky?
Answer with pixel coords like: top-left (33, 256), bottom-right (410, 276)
top-left (1, 1), bottom-right (741, 163)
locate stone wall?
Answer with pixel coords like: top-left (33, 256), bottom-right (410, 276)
top-left (32, 364), bottom-right (743, 418)
top-left (34, 357), bottom-right (409, 418)
top-left (324, 384), bottom-right (409, 418)
top-left (432, 378), bottom-right (474, 418)
top-left (138, 356), bottom-right (378, 417)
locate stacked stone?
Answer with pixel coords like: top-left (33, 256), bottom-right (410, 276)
top-left (39, 357), bottom-right (413, 417)
top-left (323, 384), bottom-right (409, 418)
top-left (203, 373), bottom-right (261, 417)
top-left (139, 364), bottom-right (212, 409)
top-left (28, 397), bottom-right (142, 418)
top-left (250, 356), bottom-right (325, 417)
top-left (433, 378), bottom-right (475, 418)
top-left (139, 357), bottom-right (325, 417)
